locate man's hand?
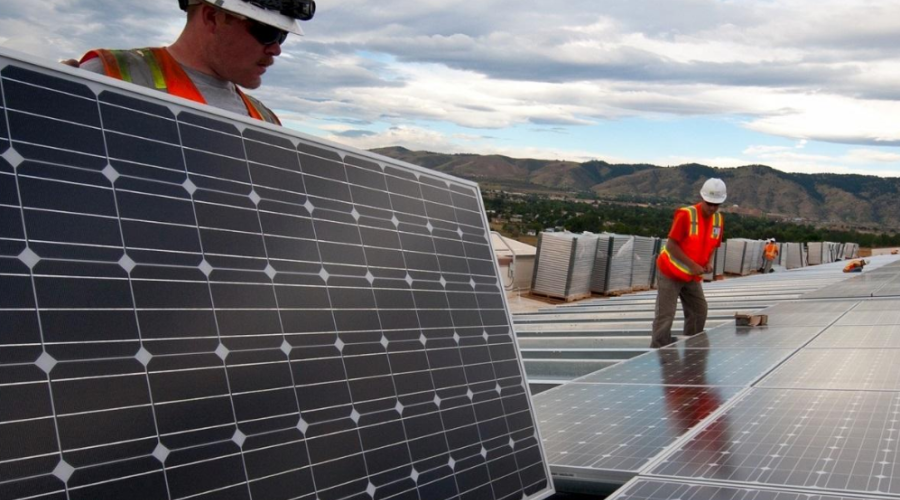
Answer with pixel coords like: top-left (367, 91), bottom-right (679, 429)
top-left (689, 261), bottom-right (705, 275)
top-left (59, 59), bottom-right (80, 68)
top-left (702, 262), bottom-right (714, 274)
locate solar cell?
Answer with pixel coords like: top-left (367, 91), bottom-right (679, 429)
top-left (648, 388), bottom-right (900, 497)
top-left (0, 52), bottom-right (552, 500)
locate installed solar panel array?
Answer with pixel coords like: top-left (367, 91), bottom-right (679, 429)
top-left (531, 257), bottom-right (900, 498)
top-left (605, 259), bottom-right (900, 499)
top-left (0, 51), bottom-right (552, 500)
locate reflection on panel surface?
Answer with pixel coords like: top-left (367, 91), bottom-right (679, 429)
top-left (533, 384), bottom-right (742, 472)
top-left (0, 54), bottom-right (551, 500)
top-left (649, 388), bottom-right (900, 497)
top-left (574, 344), bottom-right (794, 387)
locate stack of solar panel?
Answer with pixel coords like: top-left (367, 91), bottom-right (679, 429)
top-left (808, 241), bottom-right (840, 265)
top-left (782, 242), bottom-right (806, 269)
top-left (843, 242), bottom-right (859, 259)
top-left (745, 239), bottom-right (764, 271)
top-left (807, 242), bottom-right (824, 265)
top-left (827, 241), bottom-right (840, 262)
top-left (607, 235), bottom-right (635, 294)
top-left (723, 239), bottom-right (746, 275)
top-left (630, 236), bottom-right (658, 290)
top-left (589, 234), bottom-right (631, 295)
top-left (532, 232), bottom-right (599, 300)
top-left (589, 234), bottom-right (615, 294)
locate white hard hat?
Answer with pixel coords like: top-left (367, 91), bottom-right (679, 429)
top-left (700, 178), bottom-right (727, 204)
top-left (771, 238), bottom-right (776, 243)
top-left (182, 0), bottom-right (314, 35)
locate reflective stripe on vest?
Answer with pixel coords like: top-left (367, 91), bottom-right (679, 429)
top-left (660, 247), bottom-right (692, 276)
top-left (79, 48), bottom-right (280, 125)
top-left (712, 212), bottom-right (722, 239)
top-left (685, 206), bottom-right (699, 236)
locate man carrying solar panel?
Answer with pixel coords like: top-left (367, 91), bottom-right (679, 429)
top-left (650, 178), bottom-right (726, 348)
top-left (65, 0), bottom-right (314, 125)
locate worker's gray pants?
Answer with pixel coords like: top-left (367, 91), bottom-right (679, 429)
top-left (762, 259), bottom-right (774, 273)
top-left (650, 272), bottom-right (708, 348)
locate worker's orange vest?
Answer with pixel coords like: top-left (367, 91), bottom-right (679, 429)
top-left (657, 204), bottom-right (723, 282)
top-left (80, 47), bottom-right (281, 125)
top-left (764, 243), bottom-right (778, 260)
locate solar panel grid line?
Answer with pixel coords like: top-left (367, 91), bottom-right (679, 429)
top-left (0, 51), bottom-right (552, 500)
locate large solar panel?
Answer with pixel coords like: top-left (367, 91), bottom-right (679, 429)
top-left (533, 384), bottom-right (743, 485)
top-left (608, 478), bottom-right (868, 500)
top-left (809, 324), bottom-right (900, 348)
top-left (0, 51), bottom-right (552, 500)
top-left (833, 299), bottom-right (900, 326)
top-left (647, 388), bottom-right (900, 497)
top-left (756, 348), bottom-right (900, 391)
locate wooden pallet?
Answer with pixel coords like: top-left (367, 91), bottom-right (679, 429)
top-left (528, 291), bottom-right (593, 303)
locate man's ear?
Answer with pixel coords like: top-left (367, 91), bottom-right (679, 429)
top-left (197, 4), bottom-right (222, 34)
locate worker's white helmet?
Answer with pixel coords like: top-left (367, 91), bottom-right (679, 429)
top-left (771, 238), bottom-right (776, 243)
top-left (181, 0), bottom-right (314, 35)
top-left (700, 178), bottom-right (727, 204)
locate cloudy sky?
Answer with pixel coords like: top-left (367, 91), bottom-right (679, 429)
top-left (2, 0), bottom-right (900, 177)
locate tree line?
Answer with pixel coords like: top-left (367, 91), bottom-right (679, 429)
top-left (484, 193), bottom-right (900, 248)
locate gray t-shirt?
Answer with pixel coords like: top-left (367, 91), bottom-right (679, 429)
top-left (81, 52), bottom-right (249, 116)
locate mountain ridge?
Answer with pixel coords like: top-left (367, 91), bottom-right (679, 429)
top-left (371, 147), bottom-right (900, 229)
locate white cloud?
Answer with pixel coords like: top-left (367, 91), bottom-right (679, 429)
top-left (3, 0), bottom-right (900, 176)
top-left (843, 149), bottom-right (900, 163)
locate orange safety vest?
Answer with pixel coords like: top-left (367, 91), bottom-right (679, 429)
top-left (80, 47), bottom-right (281, 125)
top-left (657, 204), bottom-right (724, 282)
top-left (764, 242), bottom-right (778, 261)
top-left (843, 260), bottom-right (865, 273)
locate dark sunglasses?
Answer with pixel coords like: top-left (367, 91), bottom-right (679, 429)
top-left (705, 201), bottom-right (721, 208)
top-left (246, 20), bottom-right (289, 45)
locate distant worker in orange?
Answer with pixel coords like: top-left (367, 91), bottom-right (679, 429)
top-left (762, 238), bottom-right (779, 273)
top-left (843, 259), bottom-right (867, 273)
top-left (650, 178), bottom-right (726, 348)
